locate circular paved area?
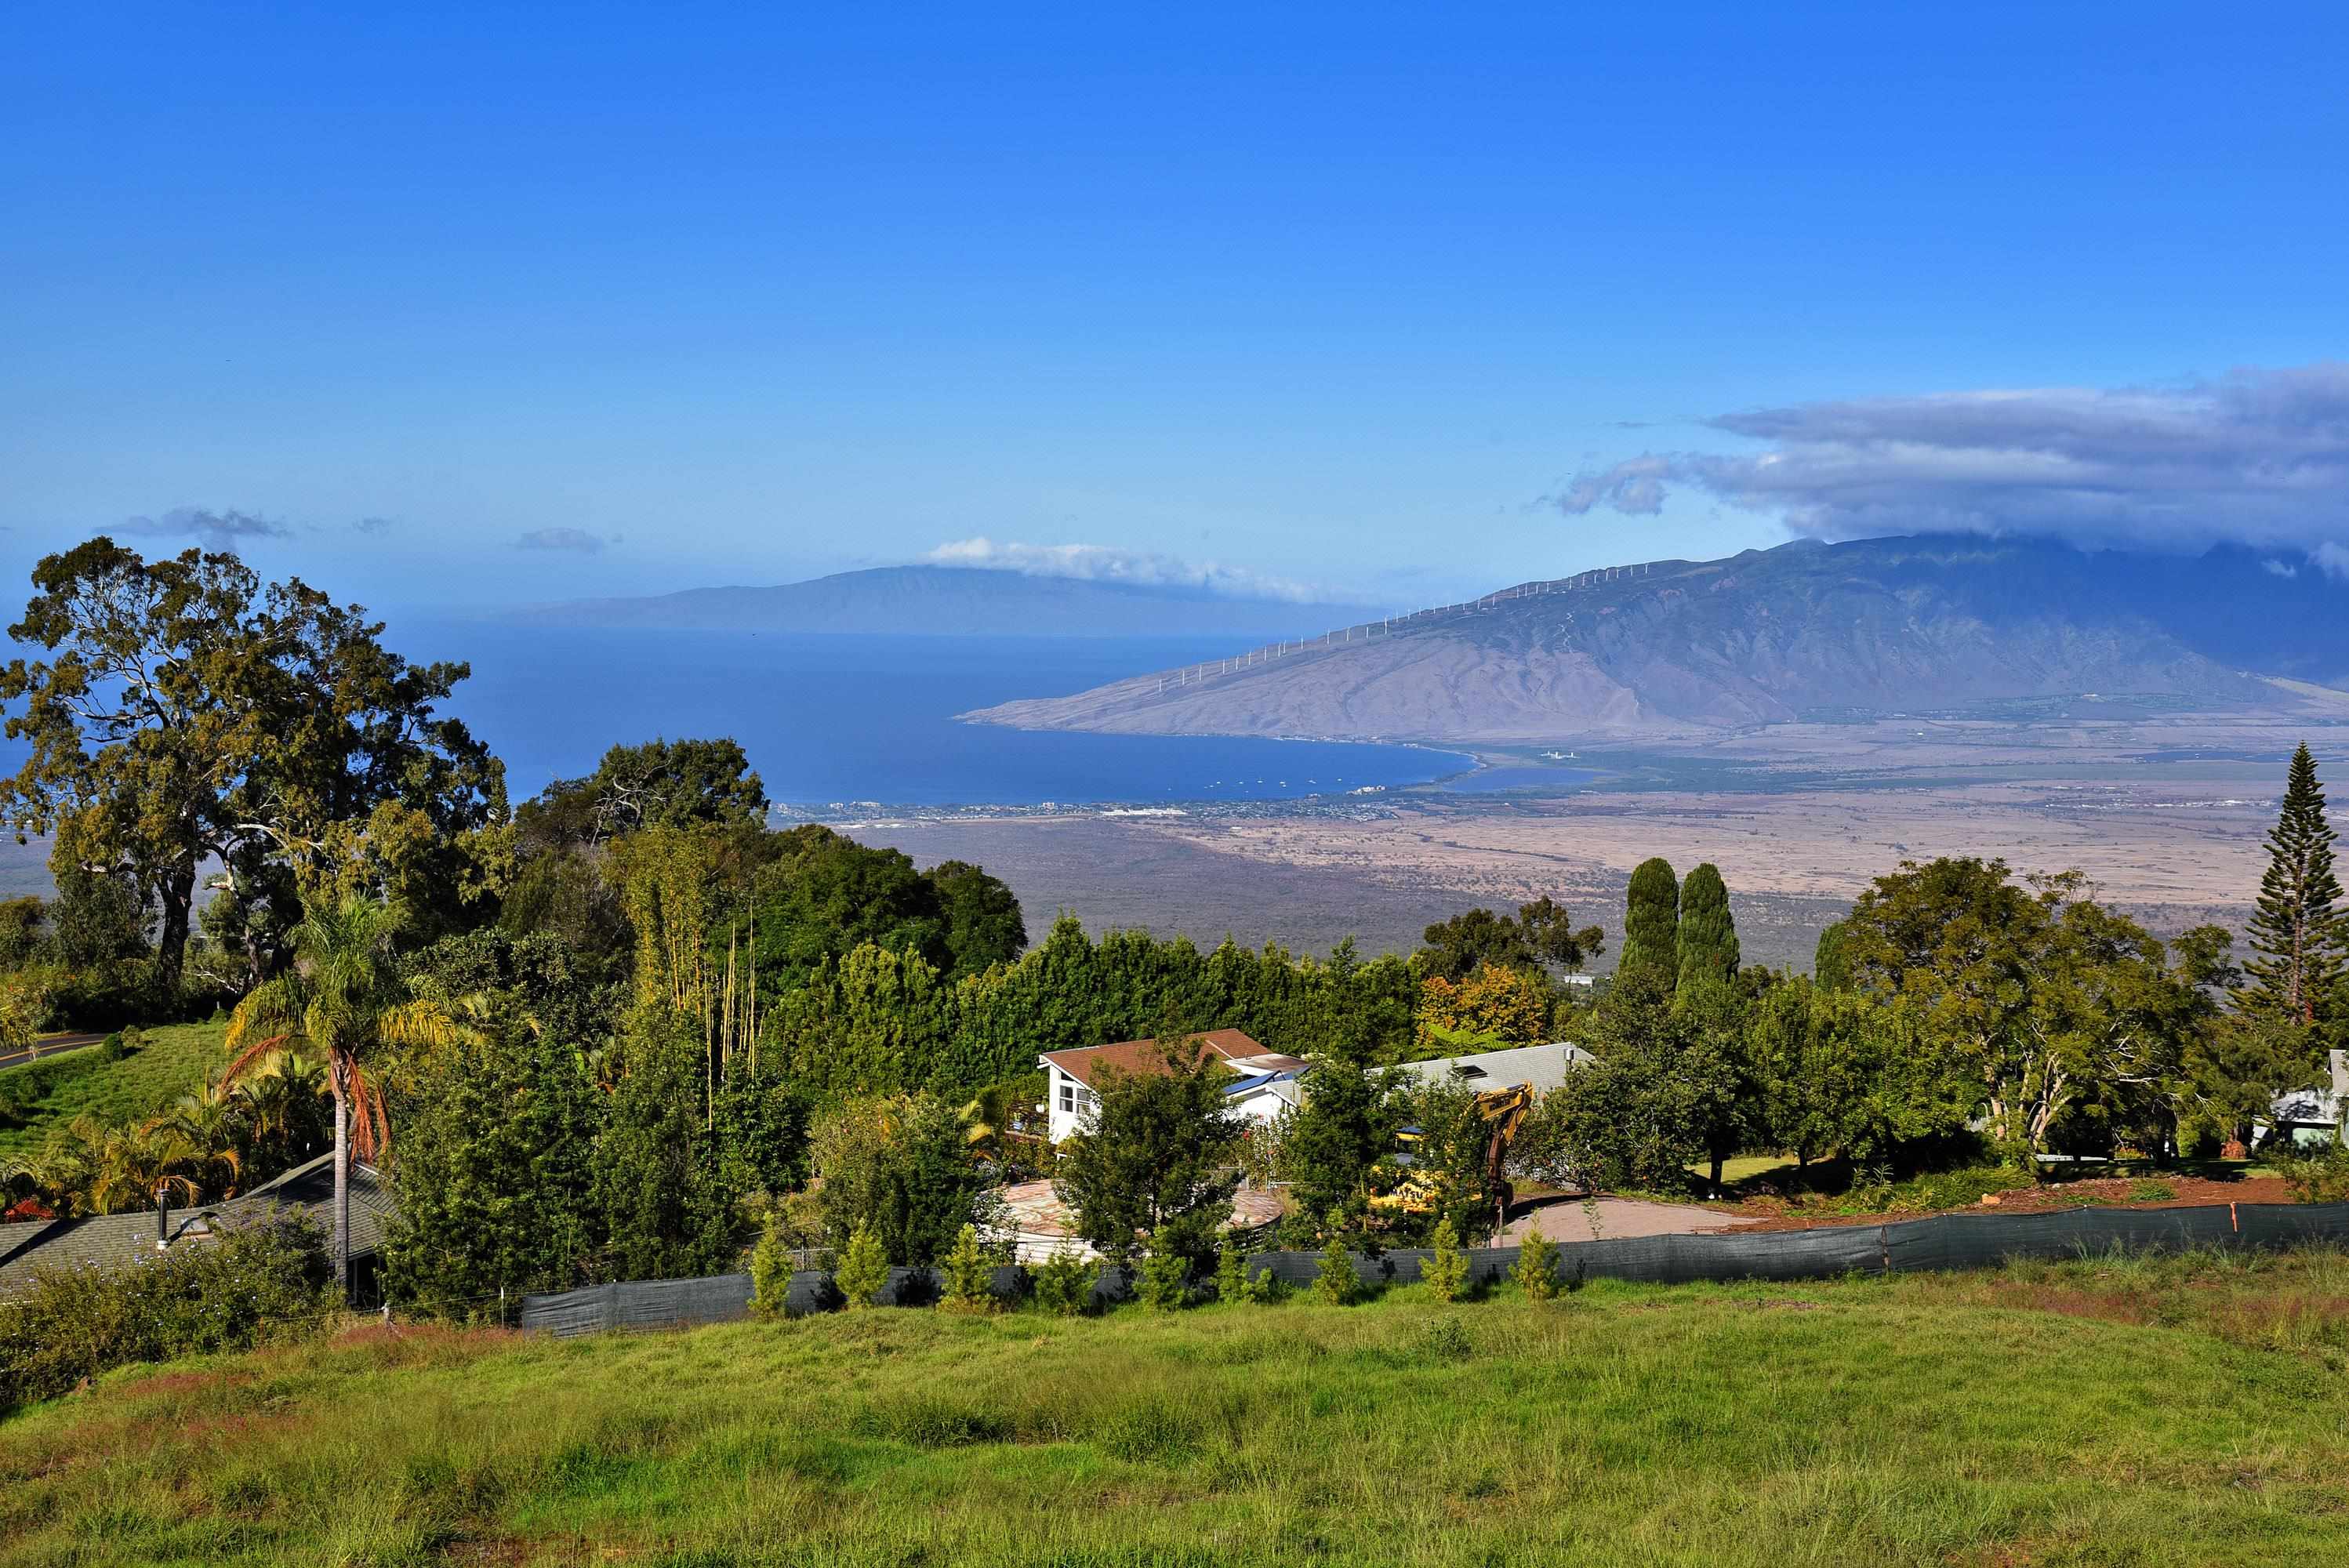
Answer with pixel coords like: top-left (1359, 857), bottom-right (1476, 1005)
top-left (1494, 1194), bottom-right (1749, 1245)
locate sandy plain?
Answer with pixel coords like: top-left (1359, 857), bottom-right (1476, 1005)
top-left (859, 715), bottom-right (2347, 971)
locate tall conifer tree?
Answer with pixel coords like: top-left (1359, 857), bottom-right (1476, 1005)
top-left (1676, 863), bottom-right (1741, 993)
top-left (1618, 858), bottom-right (1680, 985)
top-left (2242, 743), bottom-right (2347, 1025)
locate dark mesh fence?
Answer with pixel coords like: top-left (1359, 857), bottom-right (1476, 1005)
top-left (520, 1202), bottom-right (2349, 1335)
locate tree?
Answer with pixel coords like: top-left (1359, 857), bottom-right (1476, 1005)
top-left (1314, 1233), bottom-right (1359, 1305)
top-left (750, 1213), bottom-right (792, 1320)
top-left (808, 1093), bottom-right (997, 1268)
top-left (379, 942), bottom-right (609, 1308)
top-left (1423, 1214), bottom-right (1469, 1302)
top-left (1512, 1222), bottom-right (1559, 1301)
top-left (223, 895), bottom-right (476, 1294)
top-left (1812, 920), bottom-right (1853, 990)
top-left (1676, 863), bottom-right (1741, 995)
top-left (1834, 859), bottom-right (2213, 1167)
top-left (1414, 966), bottom-right (1550, 1054)
top-left (1523, 966), bottom-right (1728, 1195)
top-left (47, 865), bottom-right (147, 971)
top-left (0, 540), bottom-right (506, 995)
top-left (1617, 858), bottom-right (1680, 984)
top-left (1742, 977), bottom-right (1976, 1174)
top-left (521, 737), bottom-right (767, 848)
top-left (1419, 897), bottom-right (1603, 983)
top-left (753, 826), bottom-right (950, 990)
top-left (2240, 743), bottom-right (2347, 1029)
top-left (834, 1222), bottom-right (889, 1309)
top-left (0, 896), bottom-right (44, 971)
top-left (939, 1222), bottom-right (997, 1313)
top-left (1277, 1058), bottom-right (1400, 1243)
top-left (1055, 1034), bottom-right (1244, 1271)
top-left (924, 860), bottom-right (1028, 980)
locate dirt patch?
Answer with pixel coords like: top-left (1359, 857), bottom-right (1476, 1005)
top-left (1720, 1175), bottom-right (2296, 1232)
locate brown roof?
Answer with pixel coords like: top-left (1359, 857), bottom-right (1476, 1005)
top-left (1043, 1029), bottom-right (1305, 1090)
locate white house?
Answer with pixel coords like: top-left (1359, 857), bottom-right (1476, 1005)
top-left (1038, 1028), bottom-right (1312, 1143)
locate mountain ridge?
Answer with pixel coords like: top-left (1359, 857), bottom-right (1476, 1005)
top-left (515, 564), bottom-right (1381, 638)
top-left (960, 535), bottom-right (2349, 743)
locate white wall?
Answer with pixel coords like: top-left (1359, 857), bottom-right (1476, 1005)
top-left (1044, 1062), bottom-right (1099, 1144)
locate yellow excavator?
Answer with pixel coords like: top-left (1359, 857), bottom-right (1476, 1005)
top-left (1369, 1081), bottom-right (1535, 1238)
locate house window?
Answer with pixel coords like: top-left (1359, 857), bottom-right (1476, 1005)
top-left (1058, 1080), bottom-right (1075, 1112)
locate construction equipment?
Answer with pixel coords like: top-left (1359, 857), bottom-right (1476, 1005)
top-left (1370, 1081), bottom-right (1535, 1239)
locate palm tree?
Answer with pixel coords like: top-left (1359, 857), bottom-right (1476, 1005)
top-left (230, 1047), bottom-right (322, 1148)
top-left (152, 1092), bottom-right (245, 1199)
top-left (224, 894), bottom-right (470, 1296)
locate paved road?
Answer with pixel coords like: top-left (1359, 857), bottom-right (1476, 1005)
top-left (0, 1032), bottom-right (107, 1073)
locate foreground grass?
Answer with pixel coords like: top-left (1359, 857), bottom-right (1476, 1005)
top-left (6, 1247), bottom-right (2349, 1567)
top-left (0, 1022), bottom-right (229, 1160)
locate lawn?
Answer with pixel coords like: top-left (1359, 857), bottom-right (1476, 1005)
top-left (0, 1022), bottom-right (230, 1160)
top-left (4, 1246), bottom-right (2347, 1566)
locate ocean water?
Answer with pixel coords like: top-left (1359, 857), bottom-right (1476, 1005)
top-left (388, 622), bottom-right (1477, 808)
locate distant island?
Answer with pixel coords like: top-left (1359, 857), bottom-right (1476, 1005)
top-left (960, 535), bottom-right (2349, 744)
top-left (517, 564), bottom-right (1384, 639)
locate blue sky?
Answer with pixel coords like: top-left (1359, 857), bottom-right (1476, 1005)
top-left (5, 3), bottom-right (2347, 612)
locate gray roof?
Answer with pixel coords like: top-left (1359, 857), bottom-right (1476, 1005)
top-left (0, 1153), bottom-right (393, 1298)
top-left (1390, 1041), bottom-right (1593, 1096)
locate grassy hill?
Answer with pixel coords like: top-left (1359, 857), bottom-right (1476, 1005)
top-left (0, 1022), bottom-right (230, 1160)
top-left (3, 1246), bottom-right (2346, 1565)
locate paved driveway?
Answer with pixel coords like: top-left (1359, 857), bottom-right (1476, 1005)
top-left (1494, 1194), bottom-right (1748, 1245)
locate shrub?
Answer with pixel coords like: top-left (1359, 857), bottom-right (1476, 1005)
top-left (1513, 1223), bottom-right (1559, 1302)
top-left (0, 1217), bottom-right (334, 1410)
top-left (2128, 1178), bottom-right (2178, 1203)
top-left (1214, 1237), bottom-right (1247, 1304)
top-left (94, 1031), bottom-right (125, 1064)
top-left (2280, 1142), bottom-right (2349, 1205)
top-left (833, 1222), bottom-right (890, 1309)
top-left (750, 1212), bottom-right (792, 1320)
top-left (1243, 1259), bottom-right (1287, 1305)
top-left (1135, 1235), bottom-right (1190, 1311)
top-left (1315, 1236), bottom-right (1359, 1306)
top-left (1424, 1215), bottom-right (1469, 1303)
top-left (1030, 1249), bottom-right (1095, 1316)
top-left (939, 1223), bottom-right (997, 1314)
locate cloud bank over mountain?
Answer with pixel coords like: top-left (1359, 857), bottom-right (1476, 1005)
top-left (1556, 362), bottom-right (2349, 568)
top-left (924, 537), bottom-right (1324, 602)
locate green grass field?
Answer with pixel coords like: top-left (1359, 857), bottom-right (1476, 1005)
top-left (5, 1245), bottom-right (2347, 1566)
top-left (0, 1022), bottom-right (229, 1160)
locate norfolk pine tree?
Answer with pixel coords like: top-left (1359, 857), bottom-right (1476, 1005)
top-left (2241, 743), bottom-right (2347, 1029)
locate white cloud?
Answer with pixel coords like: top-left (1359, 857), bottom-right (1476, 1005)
top-left (1554, 362), bottom-right (2349, 554)
top-left (923, 537), bottom-right (1327, 602)
top-left (2314, 542), bottom-right (2349, 580)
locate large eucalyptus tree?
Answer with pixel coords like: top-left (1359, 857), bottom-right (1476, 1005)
top-left (0, 537), bottom-right (506, 996)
